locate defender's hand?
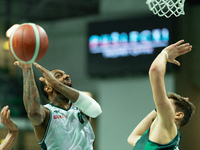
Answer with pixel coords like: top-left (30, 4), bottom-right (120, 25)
top-left (1, 106), bottom-right (18, 133)
top-left (163, 40), bottom-right (192, 66)
top-left (33, 62), bottom-right (55, 85)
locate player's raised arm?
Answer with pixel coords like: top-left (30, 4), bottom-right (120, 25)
top-left (149, 40), bottom-right (192, 123)
top-left (33, 62), bottom-right (102, 118)
top-left (14, 61), bottom-right (46, 125)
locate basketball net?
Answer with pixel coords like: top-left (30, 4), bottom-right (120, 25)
top-left (146, 0), bottom-right (185, 18)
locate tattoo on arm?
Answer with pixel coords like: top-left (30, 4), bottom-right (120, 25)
top-left (57, 82), bottom-right (79, 103)
top-left (23, 68), bottom-right (41, 117)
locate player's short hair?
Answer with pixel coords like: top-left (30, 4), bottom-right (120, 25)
top-left (168, 92), bottom-right (195, 127)
top-left (39, 69), bottom-right (55, 100)
top-left (39, 80), bottom-right (49, 100)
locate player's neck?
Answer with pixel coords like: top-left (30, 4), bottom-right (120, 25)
top-left (51, 100), bottom-right (71, 110)
top-left (50, 94), bottom-right (70, 109)
top-left (175, 122), bottom-right (181, 129)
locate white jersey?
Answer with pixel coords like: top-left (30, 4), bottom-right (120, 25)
top-left (38, 103), bottom-right (95, 150)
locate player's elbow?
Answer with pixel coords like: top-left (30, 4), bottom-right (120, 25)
top-left (75, 91), bottom-right (102, 118)
top-left (91, 105), bottom-right (102, 118)
top-left (84, 103), bottom-right (102, 118)
top-left (27, 110), bottom-right (45, 125)
top-left (149, 64), bottom-right (162, 78)
top-left (127, 136), bottom-right (132, 144)
top-left (127, 136), bottom-right (135, 147)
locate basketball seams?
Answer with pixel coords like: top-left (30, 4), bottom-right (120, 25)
top-left (22, 25), bottom-right (27, 62)
top-left (35, 26), bottom-right (49, 61)
top-left (28, 23), bottom-right (40, 63)
top-left (9, 26), bottom-right (21, 62)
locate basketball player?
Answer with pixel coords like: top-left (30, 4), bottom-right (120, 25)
top-left (127, 40), bottom-right (195, 149)
top-left (0, 106), bottom-right (18, 150)
top-left (14, 61), bottom-right (102, 150)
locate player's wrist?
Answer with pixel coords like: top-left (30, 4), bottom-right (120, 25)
top-left (22, 65), bottom-right (33, 72)
top-left (8, 130), bottom-right (18, 138)
top-left (161, 50), bottom-right (168, 60)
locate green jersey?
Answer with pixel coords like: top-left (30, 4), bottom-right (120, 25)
top-left (132, 128), bottom-right (181, 150)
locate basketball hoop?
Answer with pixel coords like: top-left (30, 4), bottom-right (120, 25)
top-left (146, 0), bottom-right (185, 18)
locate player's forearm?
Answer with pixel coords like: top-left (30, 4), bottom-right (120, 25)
top-left (149, 51), bottom-right (169, 109)
top-left (51, 79), bottom-right (79, 103)
top-left (132, 110), bottom-right (157, 136)
top-left (23, 67), bottom-right (44, 124)
top-left (128, 110), bottom-right (157, 146)
top-left (149, 52), bottom-right (167, 79)
top-left (23, 67), bottom-right (40, 111)
top-left (0, 131), bottom-right (18, 150)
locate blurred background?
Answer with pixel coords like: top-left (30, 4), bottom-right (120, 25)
top-left (0, 0), bottom-right (200, 149)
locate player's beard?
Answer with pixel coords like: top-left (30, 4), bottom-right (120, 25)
top-left (54, 81), bottom-right (72, 103)
top-left (55, 90), bottom-right (70, 103)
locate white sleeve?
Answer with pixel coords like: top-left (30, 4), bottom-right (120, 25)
top-left (74, 91), bottom-right (102, 118)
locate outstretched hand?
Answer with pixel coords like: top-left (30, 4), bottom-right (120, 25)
top-left (14, 61), bottom-right (32, 69)
top-left (1, 106), bottom-right (18, 133)
top-left (163, 40), bottom-right (192, 66)
top-left (33, 62), bottom-right (55, 85)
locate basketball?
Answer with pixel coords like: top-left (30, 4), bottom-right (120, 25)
top-left (9, 23), bottom-right (49, 63)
